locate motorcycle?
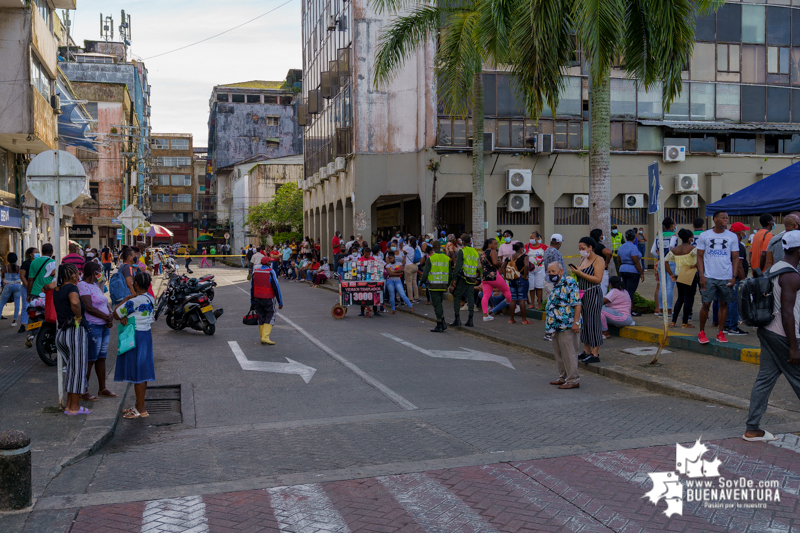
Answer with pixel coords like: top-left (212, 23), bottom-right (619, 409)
top-left (155, 274), bottom-right (223, 335)
top-left (25, 306), bottom-right (58, 366)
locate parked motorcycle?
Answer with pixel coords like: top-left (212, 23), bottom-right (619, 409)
top-left (155, 274), bottom-right (223, 335)
top-left (24, 306), bottom-right (58, 366)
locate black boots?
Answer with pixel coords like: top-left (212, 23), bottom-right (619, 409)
top-left (465, 315), bottom-right (474, 327)
top-left (430, 320), bottom-right (445, 332)
top-left (450, 315), bottom-right (462, 327)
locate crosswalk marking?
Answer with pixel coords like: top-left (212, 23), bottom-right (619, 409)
top-left (267, 483), bottom-right (351, 533)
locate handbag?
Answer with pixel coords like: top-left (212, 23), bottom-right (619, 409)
top-left (677, 264), bottom-right (698, 286)
top-left (243, 306), bottom-right (259, 326)
top-left (117, 316), bottom-right (136, 355)
top-left (44, 289), bottom-right (57, 323)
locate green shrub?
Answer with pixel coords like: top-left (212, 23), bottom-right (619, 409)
top-left (632, 292), bottom-right (656, 314)
top-left (271, 231), bottom-right (302, 245)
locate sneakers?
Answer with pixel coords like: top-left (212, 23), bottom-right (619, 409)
top-left (716, 331), bottom-right (728, 343)
top-left (11, 321), bottom-right (17, 327)
top-left (483, 315), bottom-right (494, 321)
top-left (725, 327), bottom-right (749, 336)
top-left (460, 304), bottom-right (468, 311)
top-left (543, 333), bottom-right (553, 342)
top-left (583, 355), bottom-right (600, 364)
top-left (698, 331), bottom-right (710, 344)
top-left (578, 352), bottom-right (591, 361)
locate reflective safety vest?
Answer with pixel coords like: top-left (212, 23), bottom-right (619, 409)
top-left (461, 247), bottom-right (479, 281)
top-left (427, 253), bottom-right (450, 290)
top-left (253, 268), bottom-right (276, 299)
top-left (611, 233), bottom-right (623, 253)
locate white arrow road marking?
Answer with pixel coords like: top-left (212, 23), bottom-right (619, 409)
top-left (228, 341), bottom-right (317, 383)
top-left (381, 333), bottom-right (515, 369)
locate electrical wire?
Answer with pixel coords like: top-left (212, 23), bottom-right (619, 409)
top-left (142, 0), bottom-right (297, 61)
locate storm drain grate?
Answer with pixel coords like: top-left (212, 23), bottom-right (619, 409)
top-left (143, 385), bottom-right (182, 425)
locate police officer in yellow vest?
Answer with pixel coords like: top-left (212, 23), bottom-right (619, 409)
top-left (610, 225), bottom-right (623, 274)
top-left (420, 240), bottom-right (450, 332)
top-left (449, 233), bottom-right (480, 327)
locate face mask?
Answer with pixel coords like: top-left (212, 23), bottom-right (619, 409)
top-left (425, 238), bottom-right (430, 243)
top-left (34, 253), bottom-right (40, 259)
top-left (548, 274), bottom-right (560, 283)
top-left (580, 250), bottom-right (590, 258)
top-left (611, 230), bottom-right (618, 235)
top-left (529, 239), bottom-right (537, 245)
top-left (504, 237), bottom-right (511, 243)
top-left (600, 236), bottom-right (605, 242)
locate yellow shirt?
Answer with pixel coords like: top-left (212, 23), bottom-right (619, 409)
top-left (665, 248), bottom-right (697, 275)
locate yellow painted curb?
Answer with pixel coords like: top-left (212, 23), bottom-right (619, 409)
top-left (741, 348), bottom-right (761, 365)
top-left (618, 326), bottom-right (690, 346)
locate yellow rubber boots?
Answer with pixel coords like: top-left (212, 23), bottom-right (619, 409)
top-left (259, 324), bottom-right (275, 345)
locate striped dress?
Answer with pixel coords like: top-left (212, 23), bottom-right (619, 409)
top-left (578, 262), bottom-right (604, 348)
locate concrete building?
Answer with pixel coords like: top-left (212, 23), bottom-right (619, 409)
top-left (150, 133), bottom-right (194, 246)
top-left (0, 0), bottom-right (76, 262)
top-left (207, 75), bottom-right (303, 231)
top-left (193, 146), bottom-right (213, 245)
top-left (300, 0), bottom-right (800, 261)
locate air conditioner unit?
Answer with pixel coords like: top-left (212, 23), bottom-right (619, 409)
top-left (679, 194), bottom-right (699, 208)
top-left (506, 169), bottom-right (532, 192)
top-left (50, 94), bottom-right (61, 114)
top-left (624, 194), bottom-right (645, 208)
top-left (334, 156), bottom-right (346, 173)
top-left (675, 173), bottom-right (699, 192)
top-left (663, 145), bottom-right (686, 162)
top-left (507, 193), bottom-right (530, 212)
top-left (326, 162), bottom-right (335, 176)
top-left (320, 167), bottom-right (328, 181)
top-left (535, 133), bottom-right (553, 153)
top-left (573, 194), bottom-right (589, 208)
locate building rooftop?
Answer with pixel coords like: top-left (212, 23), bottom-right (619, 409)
top-left (216, 80), bottom-right (285, 90)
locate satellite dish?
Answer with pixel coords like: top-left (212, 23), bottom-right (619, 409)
top-left (25, 150), bottom-right (87, 205)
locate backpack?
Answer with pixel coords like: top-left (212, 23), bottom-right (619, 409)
top-left (504, 256), bottom-right (521, 281)
top-left (413, 247), bottom-right (421, 264)
top-left (738, 266), bottom-right (798, 327)
top-left (109, 265), bottom-right (131, 306)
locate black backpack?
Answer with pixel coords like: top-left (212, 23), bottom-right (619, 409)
top-left (738, 266), bottom-right (798, 327)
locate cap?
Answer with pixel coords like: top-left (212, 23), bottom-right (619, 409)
top-left (322, 256), bottom-right (328, 261)
top-left (260, 256), bottom-right (270, 264)
top-left (782, 230), bottom-right (800, 250)
top-left (550, 233), bottom-right (563, 243)
top-left (730, 222), bottom-right (751, 232)
top-left (440, 231), bottom-right (446, 235)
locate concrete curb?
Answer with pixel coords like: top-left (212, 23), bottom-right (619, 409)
top-left (316, 282), bottom-right (767, 412)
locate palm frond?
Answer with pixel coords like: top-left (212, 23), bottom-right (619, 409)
top-left (576, 0), bottom-right (625, 84)
top-left (476, 0), bottom-right (515, 62)
top-left (373, 5), bottom-right (442, 86)
top-left (437, 10), bottom-right (483, 117)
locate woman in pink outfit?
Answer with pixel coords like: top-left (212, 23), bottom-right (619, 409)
top-left (480, 238), bottom-right (512, 321)
top-left (199, 249), bottom-right (210, 269)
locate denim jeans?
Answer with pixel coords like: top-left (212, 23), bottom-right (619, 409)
top-left (657, 261), bottom-right (676, 310)
top-left (386, 277), bottom-right (412, 310)
top-left (240, 256), bottom-right (247, 268)
top-left (305, 270), bottom-right (315, 281)
top-left (87, 323), bottom-right (111, 362)
top-left (0, 283), bottom-right (22, 321)
top-left (712, 283), bottom-right (740, 328)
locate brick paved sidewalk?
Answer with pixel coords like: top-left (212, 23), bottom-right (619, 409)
top-left (58, 434), bottom-right (800, 533)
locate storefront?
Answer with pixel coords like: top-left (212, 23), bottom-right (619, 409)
top-left (161, 222), bottom-right (191, 245)
top-left (0, 205), bottom-right (22, 263)
top-left (69, 224), bottom-right (94, 250)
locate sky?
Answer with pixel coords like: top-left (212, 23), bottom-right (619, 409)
top-left (70, 0), bottom-right (302, 148)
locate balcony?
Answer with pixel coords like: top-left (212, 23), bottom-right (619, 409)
top-left (51, 0), bottom-right (77, 8)
top-left (0, 0), bottom-right (25, 7)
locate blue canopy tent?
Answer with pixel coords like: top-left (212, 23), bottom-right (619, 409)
top-left (705, 161), bottom-right (800, 216)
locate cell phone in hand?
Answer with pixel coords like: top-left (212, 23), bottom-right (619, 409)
top-left (569, 264), bottom-right (577, 270)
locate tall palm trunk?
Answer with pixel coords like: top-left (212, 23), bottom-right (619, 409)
top-left (472, 72), bottom-right (485, 245)
top-left (589, 70), bottom-right (611, 241)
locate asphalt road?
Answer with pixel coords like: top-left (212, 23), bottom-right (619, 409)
top-left (10, 265), bottom-right (800, 532)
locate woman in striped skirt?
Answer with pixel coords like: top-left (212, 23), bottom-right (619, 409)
top-left (53, 263), bottom-right (91, 416)
top-left (570, 237), bottom-right (605, 365)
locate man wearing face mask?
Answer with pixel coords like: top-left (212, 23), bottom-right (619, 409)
top-left (449, 233), bottom-right (480, 327)
top-left (420, 241), bottom-right (450, 332)
top-left (610, 225), bottom-right (623, 275)
top-left (525, 231), bottom-right (548, 309)
top-left (543, 261), bottom-right (582, 389)
top-left (497, 230), bottom-right (520, 263)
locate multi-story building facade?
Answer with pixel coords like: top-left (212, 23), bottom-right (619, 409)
top-left (207, 75), bottom-right (303, 232)
top-left (150, 134), bottom-right (194, 245)
top-left (0, 0), bottom-right (76, 261)
top-left (301, 0), bottom-right (800, 260)
top-left (193, 146), bottom-right (214, 244)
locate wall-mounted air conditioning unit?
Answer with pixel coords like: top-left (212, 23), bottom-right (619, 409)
top-left (334, 156), bottom-right (346, 173)
top-left (573, 194), bottom-right (589, 208)
top-left (663, 145), bottom-right (686, 162)
top-left (507, 193), bottom-right (530, 212)
top-left (624, 194), bottom-right (645, 208)
top-left (679, 194), bottom-right (699, 208)
top-left (535, 133), bottom-right (553, 153)
top-left (506, 169), bottom-right (532, 192)
top-left (675, 173), bottom-right (699, 192)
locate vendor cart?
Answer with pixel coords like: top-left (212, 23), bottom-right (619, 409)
top-left (331, 280), bottom-right (385, 319)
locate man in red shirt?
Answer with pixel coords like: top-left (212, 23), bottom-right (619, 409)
top-left (61, 243), bottom-right (85, 270)
top-left (332, 231), bottom-right (342, 256)
top-left (750, 213), bottom-right (775, 272)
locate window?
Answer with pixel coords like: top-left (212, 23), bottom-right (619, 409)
top-left (34, 0), bottom-right (49, 27)
top-left (496, 74), bottom-right (525, 116)
top-left (171, 175), bottom-right (191, 186)
top-left (610, 79), bottom-right (636, 118)
top-left (765, 134), bottom-right (800, 153)
top-left (216, 93), bottom-right (229, 102)
top-left (264, 96), bottom-right (278, 104)
top-left (637, 84), bottom-right (662, 119)
top-left (281, 96), bottom-right (293, 105)
top-left (497, 120), bottom-right (511, 147)
top-left (690, 135), bottom-right (716, 153)
top-left (734, 136), bottom-right (756, 153)
top-left (438, 118), bottom-right (452, 145)
top-left (152, 194), bottom-right (169, 203)
top-left (246, 94), bottom-right (261, 103)
top-left (172, 194), bottom-right (191, 203)
top-left (156, 174), bottom-right (170, 186)
top-left (171, 139), bottom-right (189, 150)
top-left (556, 77), bottom-right (582, 117)
top-left (768, 46), bottom-right (791, 73)
top-left (553, 121), bottom-right (581, 150)
top-left (690, 83), bottom-right (715, 121)
top-left (716, 84), bottom-right (741, 122)
top-left (767, 7), bottom-right (791, 45)
top-left (742, 45), bottom-right (767, 83)
top-left (637, 126), bottom-right (662, 151)
top-left (266, 116), bottom-right (279, 126)
top-left (29, 55), bottom-right (52, 99)
top-left (89, 181), bottom-right (99, 201)
top-left (611, 122), bottom-right (636, 150)
top-left (152, 138), bottom-right (169, 149)
top-left (664, 88), bottom-right (689, 120)
top-left (695, 13), bottom-right (715, 41)
top-left (496, 207), bottom-right (541, 226)
top-left (793, 89), bottom-right (800, 122)
top-left (767, 86), bottom-right (791, 122)
top-left (232, 94), bottom-right (245, 103)
top-left (483, 73), bottom-right (497, 115)
top-left (172, 213), bottom-right (186, 222)
top-left (690, 43), bottom-right (715, 81)
top-left (717, 44), bottom-right (740, 72)
top-left (157, 157), bottom-right (191, 166)
top-left (717, 4), bottom-right (742, 42)
top-left (742, 85), bottom-right (766, 122)
top-left (554, 207), bottom-right (589, 225)
top-left (199, 185), bottom-right (205, 193)
top-left (453, 119), bottom-right (469, 146)
top-left (743, 5), bottom-right (766, 43)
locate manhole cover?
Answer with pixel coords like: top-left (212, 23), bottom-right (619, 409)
top-left (144, 385), bottom-right (182, 425)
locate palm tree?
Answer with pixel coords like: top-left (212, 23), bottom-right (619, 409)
top-left (501, 0), bottom-right (722, 237)
top-left (372, 0), bottom-right (500, 244)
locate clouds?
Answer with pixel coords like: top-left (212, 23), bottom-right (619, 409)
top-left (71, 0), bottom-right (301, 145)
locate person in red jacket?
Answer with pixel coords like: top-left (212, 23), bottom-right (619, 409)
top-left (250, 256), bottom-right (284, 345)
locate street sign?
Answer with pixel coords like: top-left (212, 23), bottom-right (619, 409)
top-left (112, 218), bottom-right (121, 225)
top-left (118, 205), bottom-right (145, 230)
top-left (224, 232), bottom-right (230, 240)
top-left (648, 162), bottom-right (659, 215)
top-left (116, 229), bottom-right (123, 240)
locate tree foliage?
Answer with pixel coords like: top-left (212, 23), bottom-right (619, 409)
top-left (247, 182), bottom-right (303, 238)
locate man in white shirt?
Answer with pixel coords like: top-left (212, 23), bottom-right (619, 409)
top-left (696, 211), bottom-right (740, 345)
top-left (251, 246), bottom-right (265, 269)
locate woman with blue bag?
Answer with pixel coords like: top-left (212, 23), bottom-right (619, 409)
top-left (113, 272), bottom-right (156, 419)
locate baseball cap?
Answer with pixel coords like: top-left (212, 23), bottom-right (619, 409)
top-left (550, 233), bottom-right (563, 243)
top-left (730, 222), bottom-right (750, 232)
top-left (260, 256), bottom-right (271, 264)
top-left (782, 230), bottom-right (800, 250)
top-left (440, 231), bottom-right (446, 235)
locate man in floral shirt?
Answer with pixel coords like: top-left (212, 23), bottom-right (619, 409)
top-left (544, 262), bottom-right (582, 389)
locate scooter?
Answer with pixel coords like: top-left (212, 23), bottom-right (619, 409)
top-left (25, 306), bottom-right (57, 366)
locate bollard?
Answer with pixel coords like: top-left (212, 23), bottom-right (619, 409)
top-left (0, 430), bottom-right (31, 510)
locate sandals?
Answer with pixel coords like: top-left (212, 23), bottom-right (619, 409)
top-left (98, 389), bottom-right (118, 398)
top-left (65, 406), bottom-right (92, 416)
top-left (668, 322), bottom-right (676, 328)
top-left (742, 430), bottom-right (778, 442)
top-left (681, 323), bottom-right (696, 329)
top-left (81, 393), bottom-right (100, 402)
top-left (521, 320), bottom-right (530, 325)
top-left (123, 407), bottom-right (149, 419)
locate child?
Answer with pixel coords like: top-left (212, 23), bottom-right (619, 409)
top-left (114, 272), bottom-right (156, 419)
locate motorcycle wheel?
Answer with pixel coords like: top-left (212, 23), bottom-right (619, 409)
top-left (166, 314), bottom-right (185, 330)
top-left (36, 323), bottom-right (58, 366)
top-left (155, 296), bottom-right (167, 320)
top-left (202, 323), bottom-right (215, 336)
top-left (208, 290), bottom-right (214, 302)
